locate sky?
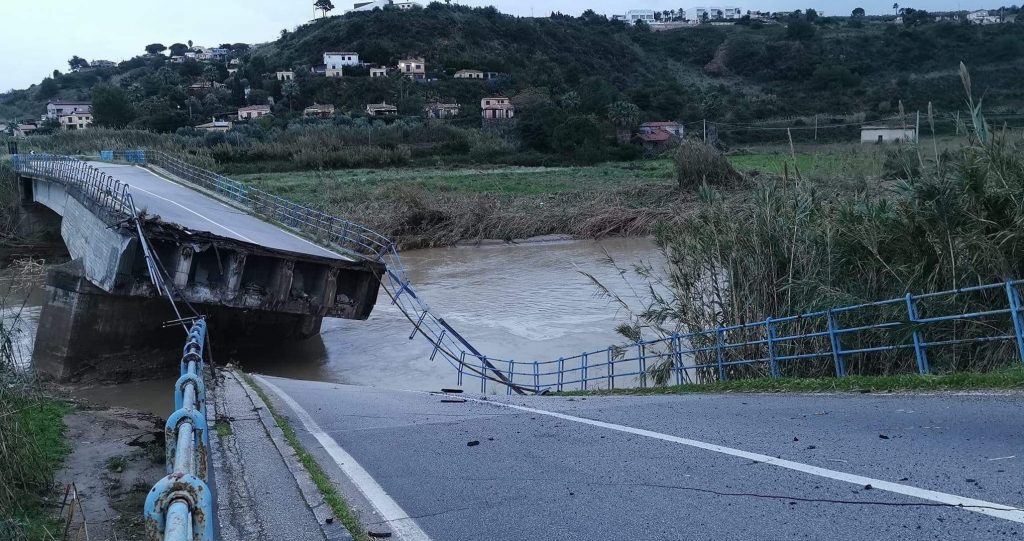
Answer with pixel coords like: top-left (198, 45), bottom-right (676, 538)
top-left (0, 0), bottom-right (994, 92)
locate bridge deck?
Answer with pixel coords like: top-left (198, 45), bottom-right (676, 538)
top-left (90, 163), bottom-right (349, 261)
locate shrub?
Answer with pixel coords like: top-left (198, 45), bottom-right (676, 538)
top-left (672, 139), bottom-right (741, 189)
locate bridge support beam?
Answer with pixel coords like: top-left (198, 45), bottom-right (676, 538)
top-left (33, 261), bottom-right (325, 382)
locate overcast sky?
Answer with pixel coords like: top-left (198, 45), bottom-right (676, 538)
top-left (0, 0), bottom-right (992, 92)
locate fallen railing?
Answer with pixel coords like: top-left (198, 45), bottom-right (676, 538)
top-left (143, 319), bottom-right (213, 541)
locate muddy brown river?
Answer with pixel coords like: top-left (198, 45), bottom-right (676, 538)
top-left (7, 238), bottom-right (664, 416)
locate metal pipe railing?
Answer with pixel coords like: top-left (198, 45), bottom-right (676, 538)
top-left (143, 320), bottom-right (213, 541)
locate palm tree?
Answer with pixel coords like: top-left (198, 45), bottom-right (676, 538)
top-left (893, 3), bottom-right (900, 15)
top-left (607, 101), bottom-right (641, 144)
top-left (282, 81), bottom-right (300, 111)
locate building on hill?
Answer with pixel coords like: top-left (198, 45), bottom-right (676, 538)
top-left (46, 100), bottom-right (92, 120)
top-left (311, 65), bottom-right (327, 76)
top-left (370, 67), bottom-right (388, 78)
top-left (13, 122), bottom-right (39, 137)
top-left (324, 52), bottom-right (358, 77)
top-left (195, 119), bottom-right (232, 132)
top-left (861, 124), bottom-right (917, 144)
top-left (365, 102), bottom-right (398, 116)
top-left (398, 57), bottom-right (426, 80)
top-left (424, 102), bottom-right (461, 119)
top-left (304, 103), bottom-right (336, 118)
top-left (967, 9), bottom-right (1002, 24)
top-left (91, 59), bottom-right (116, 69)
top-left (634, 121), bottom-right (684, 152)
top-left (454, 69), bottom-right (484, 79)
top-left (189, 81), bottom-right (226, 93)
top-left (480, 96), bottom-right (514, 120)
top-left (170, 55), bottom-right (186, 64)
top-left (238, 104), bottom-right (272, 120)
top-left (60, 111), bottom-right (93, 131)
top-left (348, 0), bottom-right (421, 12)
top-left (624, 10), bottom-right (656, 24)
top-left (276, 71), bottom-right (295, 81)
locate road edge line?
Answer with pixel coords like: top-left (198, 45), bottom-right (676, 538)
top-left (252, 374), bottom-right (434, 541)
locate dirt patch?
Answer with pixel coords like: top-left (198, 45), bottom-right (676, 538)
top-left (54, 407), bottom-right (165, 541)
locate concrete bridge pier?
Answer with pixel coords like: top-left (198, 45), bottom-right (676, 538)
top-left (34, 261), bottom-right (327, 382)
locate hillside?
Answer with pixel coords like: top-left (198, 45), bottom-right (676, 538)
top-left (2, 4), bottom-right (1023, 161)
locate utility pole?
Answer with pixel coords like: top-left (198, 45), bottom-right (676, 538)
top-left (916, 110), bottom-right (921, 144)
top-left (955, 110), bottom-right (960, 136)
top-left (703, 119), bottom-right (707, 143)
top-left (814, 114), bottom-right (818, 142)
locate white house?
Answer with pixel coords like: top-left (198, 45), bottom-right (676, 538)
top-left (685, 6), bottom-right (742, 21)
top-left (481, 96), bottom-right (514, 120)
top-left (398, 58), bottom-right (425, 80)
top-left (91, 59), bottom-right (116, 69)
top-left (196, 120), bottom-right (233, 132)
top-left (60, 112), bottom-right (93, 130)
top-left (394, 1), bottom-right (422, 9)
top-left (370, 67), bottom-right (388, 78)
top-left (46, 100), bottom-right (92, 120)
top-left (238, 105), bottom-right (272, 120)
top-left (861, 124), bottom-right (917, 144)
top-left (454, 69), bottom-right (484, 79)
top-left (276, 71), bottom-right (295, 81)
top-left (966, 9), bottom-right (1001, 24)
top-left (323, 52), bottom-right (360, 77)
top-left (349, 0), bottom-right (422, 12)
top-left (623, 9), bottom-right (656, 24)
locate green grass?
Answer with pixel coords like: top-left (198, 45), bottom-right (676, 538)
top-left (0, 396), bottom-right (72, 541)
top-left (560, 368), bottom-right (1024, 396)
top-left (234, 160), bottom-right (676, 200)
top-left (239, 373), bottom-right (368, 541)
top-left (214, 422), bottom-right (233, 437)
top-left (727, 145), bottom-right (884, 179)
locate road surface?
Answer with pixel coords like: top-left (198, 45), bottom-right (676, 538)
top-left (89, 162), bottom-right (346, 261)
top-left (247, 375), bottom-right (1023, 540)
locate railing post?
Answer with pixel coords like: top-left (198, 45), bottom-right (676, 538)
top-left (766, 318), bottom-right (780, 378)
top-left (557, 358), bottom-right (564, 392)
top-left (480, 356), bottom-right (487, 394)
top-left (533, 361), bottom-right (540, 393)
top-left (507, 360), bottom-right (515, 395)
top-left (457, 351), bottom-right (465, 386)
top-left (672, 333), bottom-right (683, 385)
top-left (715, 327), bottom-right (727, 382)
top-left (607, 347), bottom-right (614, 389)
top-left (638, 342), bottom-right (647, 388)
top-left (905, 293), bottom-right (930, 375)
top-left (826, 309), bottom-right (846, 377)
top-left (1006, 281), bottom-right (1024, 365)
top-left (581, 352), bottom-right (588, 391)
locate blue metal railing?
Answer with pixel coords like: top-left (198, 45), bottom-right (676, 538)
top-left (143, 319), bottom-right (213, 541)
top-left (12, 153), bottom-right (132, 221)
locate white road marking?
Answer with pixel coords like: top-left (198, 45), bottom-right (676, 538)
top-left (462, 396), bottom-right (1024, 524)
top-left (254, 375), bottom-right (434, 541)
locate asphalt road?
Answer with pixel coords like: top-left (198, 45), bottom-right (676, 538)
top-left (252, 376), bottom-right (1023, 541)
top-left (89, 162), bottom-right (346, 260)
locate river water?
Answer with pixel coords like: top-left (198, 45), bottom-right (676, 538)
top-left (7, 238), bottom-right (664, 415)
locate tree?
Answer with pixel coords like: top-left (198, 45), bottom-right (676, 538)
top-left (892, 3), bottom-right (900, 15)
top-left (786, 19), bottom-right (817, 40)
top-left (170, 43), bottom-right (189, 56)
top-left (314, 0), bottom-right (335, 18)
top-left (852, 7), bottom-right (866, 17)
top-left (145, 43), bottom-right (167, 55)
top-left (805, 8), bottom-right (819, 22)
top-left (36, 77), bottom-right (59, 99)
top-left (281, 80), bottom-right (300, 110)
top-left (91, 83), bottom-right (135, 128)
top-left (607, 101), bottom-right (641, 144)
top-left (902, 8), bottom-right (934, 26)
top-left (68, 56), bottom-right (89, 72)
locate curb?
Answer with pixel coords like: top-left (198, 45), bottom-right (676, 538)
top-left (224, 369), bottom-right (353, 541)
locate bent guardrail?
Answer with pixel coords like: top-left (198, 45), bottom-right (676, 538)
top-left (144, 319), bottom-right (213, 541)
top-left (12, 153), bottom-right (131, 222)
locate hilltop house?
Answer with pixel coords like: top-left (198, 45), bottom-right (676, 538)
top-left (46, 100), bottom-right (91, 120)
top-left (634, 121), bottom-right (684, 152)
top-left (13, 122), bottom-right (39, 137)
top-left (304, 103), bottom-right (336, 118)
top-left (454, 69), bottom-right (484, 79)
top-left (424, 102), bottom-right (461, 119)
top-left (398, 57), bottom-right (426, 80)
top-left (366, 103), bottom-right (398, 116)
top-left (861, 124), bottom-right (917, 143)
top-left (324, 52), bottom-right (359, 77)
top-left (91, 60), bottom-right (116, 69)
top-left (60, 111), bottom-right (93, 131)
top-left (481, 96), bottom-right (514, 120)
top-left (370, 67), bottom-right (388, 78)
top-left (967, 9), bottom-right (1002, 24)
top-left (276, 71), bottom-right (295, 81)
top-left (195, 119), bottom-right (233, 132)
top-left (348, 0), bottom-right (422, 12)
top-left (238, 104), bottom-right (272, 120)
